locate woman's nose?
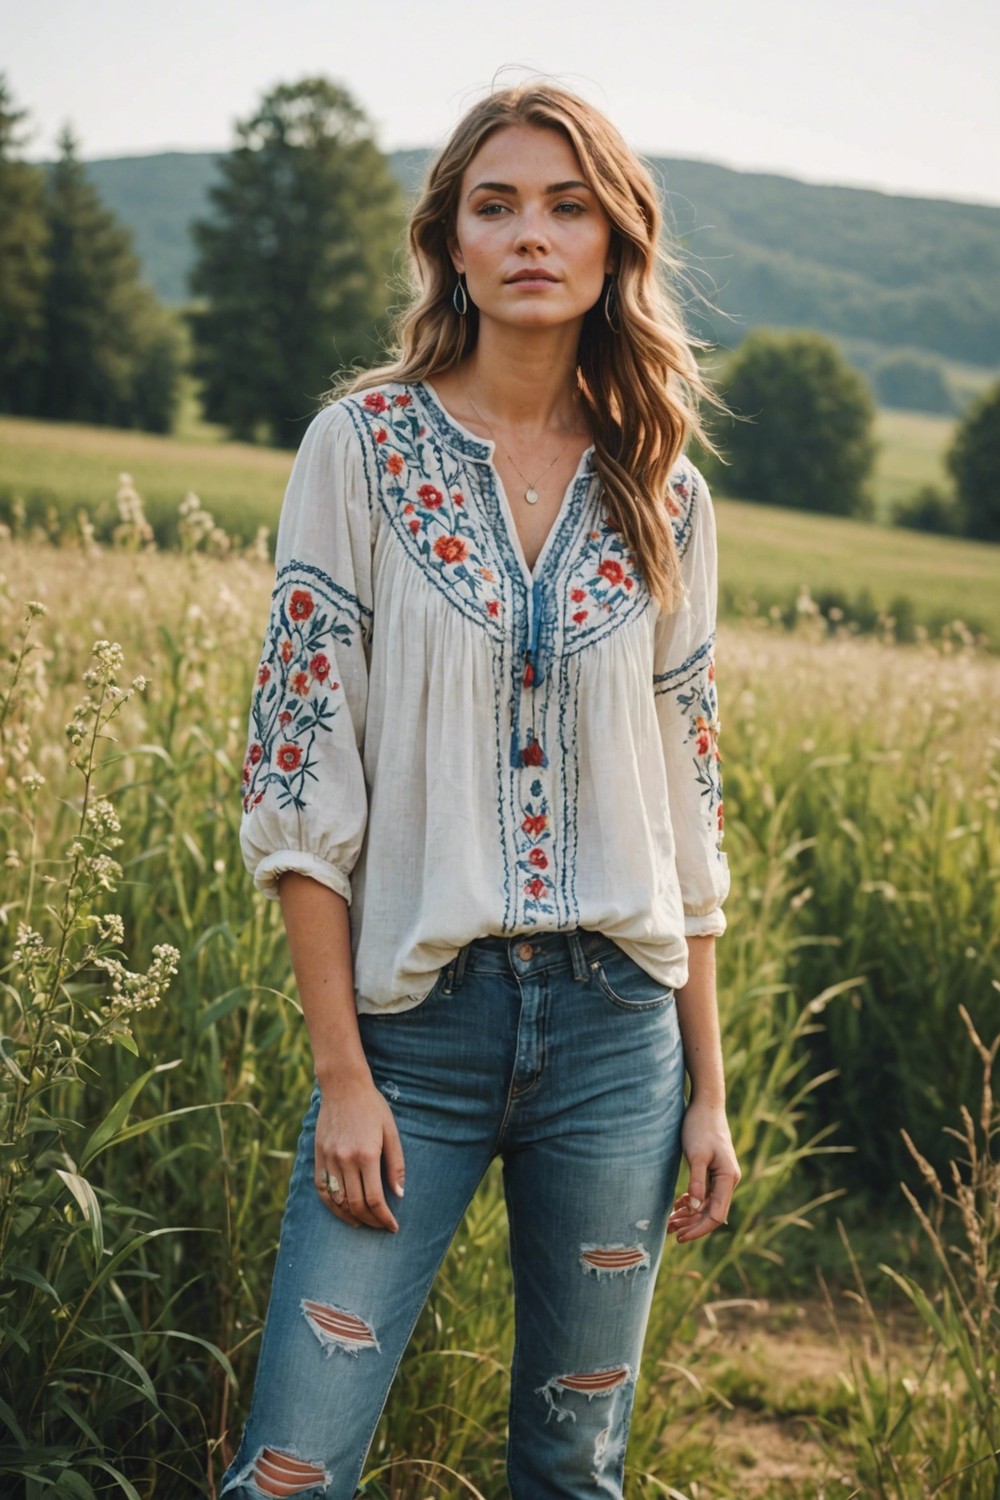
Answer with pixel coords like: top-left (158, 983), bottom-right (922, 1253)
top-left (515, 211), bottom-right (550, 253)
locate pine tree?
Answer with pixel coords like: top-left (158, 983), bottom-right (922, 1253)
top-left (0, 76), bottom-right (50, 413)
top-left (188, 78), bottom-right (404, 446)
top-left (36, 125), bottom-right (182, 430)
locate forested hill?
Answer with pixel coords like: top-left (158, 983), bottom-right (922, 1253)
top-left (70, 148), bottom-right (1000, 372)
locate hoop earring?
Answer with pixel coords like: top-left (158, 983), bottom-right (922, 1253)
top-left (603, 275), bottom-right (620, 332)
top-left (452, 275), bottom-right (468, 316)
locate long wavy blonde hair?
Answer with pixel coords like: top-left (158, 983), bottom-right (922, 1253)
top-left (333, 82), bottom-right (726, 612)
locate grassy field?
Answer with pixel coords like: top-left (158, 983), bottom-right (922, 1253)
top-left (1, 533), bottom-right (997, 1497)
top-left (2, 401), bottom-right (998, 647)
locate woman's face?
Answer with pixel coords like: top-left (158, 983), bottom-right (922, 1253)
top-left (448, 123), bottom-right (615, 336)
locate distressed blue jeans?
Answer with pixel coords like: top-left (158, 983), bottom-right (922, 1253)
top-left (220, 927), bottom-right (687, 1499)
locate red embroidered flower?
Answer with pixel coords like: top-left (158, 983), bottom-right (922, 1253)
top-left (525, 876), bottom-right (547, 900)
top-left (717, 802), bottom-right (725, 830)
top-left (253, 791), bottom-right (264, 805)
top-left (523, 661), bottom-right (534, 687)
top-left (418, 484), bottom-right (444, 509)
top-left (387, 453), bottom-right (404, 476)
top-left (280, 640), bottom-right (293, 663)
top-left (571, 587), bottom-right (586, 603)
top-left (364, 392), bottom-right (388, 413)
top-left (276, 743), bottom-right (302, 772)
top-left (598, 559), bottom-right (624, 586)
top-left (289, 589), bottom-right (314, 621)
top-left (521, 737), bottom-right (546, 767)
top-left (487, 600), bottom-right (500, 617)
top-left (403, 502), bottom-right (415, 514)
top-left (248, 743), bottom-right (263, 765)
top-left (291, 671), bottom-right (310, 696)
top-left (695, 715), bottom-right (712, 756)
top-left (242, 765), bottom-right (250, 785)
top-left (310, 653), bottom-right (331, 681)
top-left (624, 577), bottom-right (634, 590)
top-left (257, 664), bottom-right (271, 685)
top-left (453, 492), bottom-right (464, 506)
top-left (279, 710), bottom-right (292, 727)
top-left (666, 494), bottom-right (681, 517)
top-left (408, 518), bottom-right (421, 534)
top-left (478, 566), bottom-right (495, 582)
top-left (529, 848), bottom-right (548, 869)
top-left (522, 813), bottom-right (547, 835)
top-left (374, 426), bottom-right (388, 444)
top-left (393, 393), bottom-right (412, 407)
top-left (434, 534), bottom-right (468, 565)
top-left (572, 610), bottom-right (588, 625)
top-left (708, 660), bottom-right (715, 681)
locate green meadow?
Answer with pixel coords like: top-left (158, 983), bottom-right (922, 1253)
top-left (1, 533), bottom-right (996, 1497)
top-left (2, 402), bottom-right (998, 644)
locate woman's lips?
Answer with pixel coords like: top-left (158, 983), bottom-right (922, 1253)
top-left (506, 273), bottom-right (558, 286)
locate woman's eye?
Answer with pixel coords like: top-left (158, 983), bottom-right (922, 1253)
top-left (476, 203), bottom-right (507, 217)
top-left (555, 201), bottom-right (585, 214)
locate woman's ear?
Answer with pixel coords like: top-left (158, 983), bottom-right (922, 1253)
top-left (446, 233), bottom-right (465, 276)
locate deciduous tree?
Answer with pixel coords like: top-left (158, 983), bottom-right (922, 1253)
top-left (947, 379), bottom-right (1000, 541)
top-left (711, 328), bottom-right (877, 516)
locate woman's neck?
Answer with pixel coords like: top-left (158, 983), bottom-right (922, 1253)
top-left (456, 322), bottom-right (587, 437)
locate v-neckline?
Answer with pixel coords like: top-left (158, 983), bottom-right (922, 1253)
top-left (416, 379), bottom-right (596, 588)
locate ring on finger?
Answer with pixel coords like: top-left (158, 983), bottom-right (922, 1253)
top-left (323, 1170), bottom-right (347, 1205)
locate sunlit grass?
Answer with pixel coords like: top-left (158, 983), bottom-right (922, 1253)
top-left (1, 489), bottom-right (996, 1495)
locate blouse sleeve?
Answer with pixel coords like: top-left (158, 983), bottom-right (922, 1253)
top-left (239, 401), bottom-right (374, 904)
top-left (652, 462), bottom-right (731, 937)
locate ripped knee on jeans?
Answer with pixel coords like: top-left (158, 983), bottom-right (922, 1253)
top-left (247, 1447), bottom-right (330, 1496)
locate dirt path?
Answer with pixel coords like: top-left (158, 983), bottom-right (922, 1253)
top-left (676, 1295), bottom-right (929, 1498)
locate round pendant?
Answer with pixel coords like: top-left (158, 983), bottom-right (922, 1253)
top-left (524, 488), bottom-right (539, 505)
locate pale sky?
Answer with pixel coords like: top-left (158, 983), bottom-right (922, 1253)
top-left (6, 0), bottom-right (999, 206)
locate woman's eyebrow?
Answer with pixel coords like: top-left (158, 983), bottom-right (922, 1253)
top-left (466, 179), bottom-right (594, 200)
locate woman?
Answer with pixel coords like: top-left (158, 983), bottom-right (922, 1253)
top-left (223, 82), bottom-right (741, 1500)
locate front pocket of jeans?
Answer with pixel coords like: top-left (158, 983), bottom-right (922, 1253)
top-left (590, 947), bottom-right (675, 1012)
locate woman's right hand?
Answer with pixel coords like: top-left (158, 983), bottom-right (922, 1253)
top-left (313, 1074), bottom-right (406, 1232)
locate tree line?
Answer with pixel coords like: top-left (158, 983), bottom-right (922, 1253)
top-left (1, 73), bottom-right (996, 539)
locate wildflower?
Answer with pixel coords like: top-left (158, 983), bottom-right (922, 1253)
top-left (86, 798), bottom-right (123, 847)
top-left (95, 913), bottom-right (126, 946)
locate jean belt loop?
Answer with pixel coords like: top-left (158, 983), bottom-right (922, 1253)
top-left (453, 942), bottom-right (471, 990)
top-left (566, 928), bottom-right (589, 983)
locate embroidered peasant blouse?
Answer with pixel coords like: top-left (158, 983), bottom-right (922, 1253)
top-left (240, 380), bottom-right (730, 1014)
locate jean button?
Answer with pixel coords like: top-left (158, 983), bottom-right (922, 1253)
top-left (516, 942), bottom-right (535, 960)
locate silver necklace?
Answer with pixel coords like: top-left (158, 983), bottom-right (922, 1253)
top-left (459, 379), bottom-right (578, 505)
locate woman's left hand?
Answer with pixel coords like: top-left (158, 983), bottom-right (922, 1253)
top-left (666, 1097), bottom-right (741, 1244)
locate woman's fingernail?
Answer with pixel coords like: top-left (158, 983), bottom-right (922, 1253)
top-left (690, 1197), bottom-right (702, 1209)
top-left (394, 1183), bottom-right (405, 1199)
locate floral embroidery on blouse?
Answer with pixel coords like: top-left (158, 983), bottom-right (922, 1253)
top-left (562, 516), bottom-right (644, 641)
top-left (516, 777), bottom-right (556, 916)
top-left (668, 466), bottom-right (698, 556)
top-left (653, 635), bottom-right (725, 855)
top-left (350, 391), bottom-right (506, 630)
top-left (677, 660), bottom-right (724, 846)
top-left (242, 565), bottom-right (362, 814)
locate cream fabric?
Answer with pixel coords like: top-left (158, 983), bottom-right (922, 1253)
top-left (240, 380), bottom-right (730, 1013)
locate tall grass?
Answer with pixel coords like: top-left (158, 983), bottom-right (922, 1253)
top-left (1, 503), bottom-right (996, 1495)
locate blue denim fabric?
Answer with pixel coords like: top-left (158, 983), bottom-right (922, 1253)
top-left (220, 928), bottom-right (687, 1499)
